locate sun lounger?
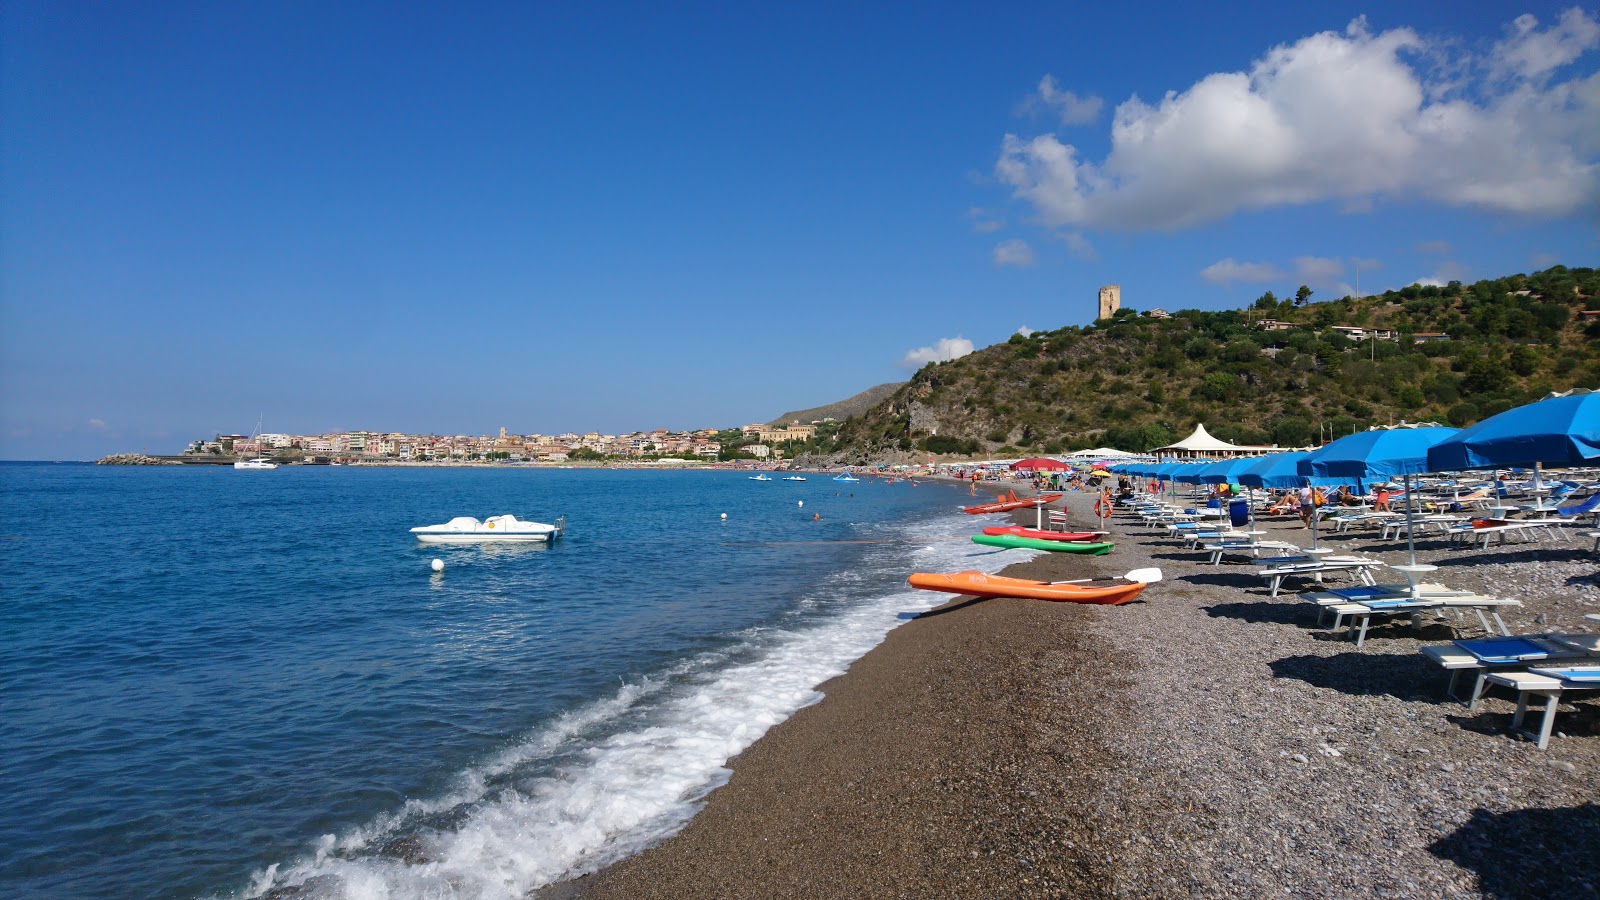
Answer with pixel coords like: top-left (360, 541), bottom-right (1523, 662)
top-left (1201, 538), bottom-right (1301, 564)
top-left (1421, 633), bottom-right (1600, 709)
top-left (1485, 665), bottom-right (1600, 749)
top-left (1331, 511), bottom-right (1402, 533)
top-left (1257, 557), bottom-right (1382, 597)
top-left (1379, 514), bottom-right (1468, 541)
top-left (1445, 519), bottom-right (1559, 549)
top-left (1581, 530), bottom-right (1600, 553)
top-left (1328, 595), bottom-right (1520, 648)
top-left (1304, 583), bottom-right (1474, 625)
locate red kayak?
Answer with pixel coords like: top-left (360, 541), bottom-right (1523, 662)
top-left (962, 492), bottom-right (1064, 514)
top-left (981, 525), bottom-right (1103, 542)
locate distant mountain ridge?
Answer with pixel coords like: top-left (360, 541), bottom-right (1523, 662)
top-left (770, 382), bottom-right (905, 426)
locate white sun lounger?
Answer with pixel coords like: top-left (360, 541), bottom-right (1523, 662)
top-left (1202, 538), bottom-right (1302, 564)
top-left (1304, 583), bottom-right (1474, 626)
top-left (1421, 633), bottom-right (1600, 710)
top-left (1485, 665), bottom-right (1600, 749)
top-left (1326, 595), bottom-right (1520, 648)
top-left (1258, 557), bottom-right (1382, 597)
top-left (1446, 519), bottom-right (1562, 549)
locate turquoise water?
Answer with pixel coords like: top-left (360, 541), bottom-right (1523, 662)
top-left (0, 464), bottom-right (986, 898)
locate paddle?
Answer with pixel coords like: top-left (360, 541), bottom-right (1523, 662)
top-left (1048, 567), bottom-right (1162, 585)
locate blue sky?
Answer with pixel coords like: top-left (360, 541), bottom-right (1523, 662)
top-left (3, 1), bottom-right (1597, 459)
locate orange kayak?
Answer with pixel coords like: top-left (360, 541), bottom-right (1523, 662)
top-left (962, 492), bottom-right (1064, 514)
top-left (907, 570), bottom-right (1148, 605)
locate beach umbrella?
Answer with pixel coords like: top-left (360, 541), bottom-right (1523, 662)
top-left (1011, 457), bottom-right (1070, 472)
top-left (1172, 462), bottom-right (1215, 485)
top-left (1300, 425), bottom-right (1460, 574)
top-left (1238, 452), bottom-right (1310, 490)
top-left (1426, 390), bottom-right (1600, 471)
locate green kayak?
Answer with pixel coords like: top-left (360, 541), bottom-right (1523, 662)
top-left (971, 534), bottom-right (1115, 555)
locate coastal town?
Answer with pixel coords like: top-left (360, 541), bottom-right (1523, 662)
top-left (165, 421), bottom-right (823, 464)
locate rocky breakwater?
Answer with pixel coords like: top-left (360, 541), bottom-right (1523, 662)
top-left (96, 453), bottom-right (180, 465)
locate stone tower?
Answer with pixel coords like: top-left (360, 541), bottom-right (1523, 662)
top-left (1097, 284), bottom-right (1121, 320)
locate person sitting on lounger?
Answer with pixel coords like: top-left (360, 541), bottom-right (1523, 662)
top-left (1268, 492), bottom-right (1299, 515)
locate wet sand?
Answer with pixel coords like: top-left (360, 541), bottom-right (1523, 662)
top-left (554, 492), bottom-right (1599, 898)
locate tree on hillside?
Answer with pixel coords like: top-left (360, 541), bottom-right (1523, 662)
top-left (1295, 285), bottom-right (1313, 307)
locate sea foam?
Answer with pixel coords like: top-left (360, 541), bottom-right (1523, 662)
top-left (244, 515), bottom-right (988, 899)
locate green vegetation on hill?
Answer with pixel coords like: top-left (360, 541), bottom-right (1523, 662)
top-left (817, 265), bottom-right (1599, 461)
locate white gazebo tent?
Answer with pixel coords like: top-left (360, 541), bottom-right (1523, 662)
top-left (1151, 423), bottom-right (1248, 459)
top-left (1066, 447), bottom-right (1138, 458)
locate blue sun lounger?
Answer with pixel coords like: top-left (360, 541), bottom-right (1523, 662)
top-left (1421, 634), bottom-right (1600, 710)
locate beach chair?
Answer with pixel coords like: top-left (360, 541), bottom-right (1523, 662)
top-left (1329, 595), bottom-right (1519, 648)
top-left (1257, 556), bottom-right (1382, 598)
top-left (1554, 492), bottom-right (1600, 520)
top-left (1485, 665), bottom-right (1600, 749)
top-left (1445, 519), bottom-right (1557, 550)
top-left (1305, 583), bottom-right (1474, 626)
top-left (1421, 634), bottom-right (1600, 710)
top-left (1201, 537), bottom-right (1301, 564)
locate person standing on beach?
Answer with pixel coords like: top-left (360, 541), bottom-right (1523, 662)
top-left (1298, 484), bottom-right (1315, 528)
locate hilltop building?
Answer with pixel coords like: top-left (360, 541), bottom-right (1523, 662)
top-left (1098, 284), bottom-right (1121, 320)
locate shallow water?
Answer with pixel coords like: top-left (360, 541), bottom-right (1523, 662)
top-left (0, 464), bottom-right (993, 898)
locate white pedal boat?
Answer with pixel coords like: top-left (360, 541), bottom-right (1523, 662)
top-left (411, 514), bottom-right (565, 544)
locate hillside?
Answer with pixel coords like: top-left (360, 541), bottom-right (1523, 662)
top-left (804, 265), bottom-right (1599, 463)
top-left (769, 382), bottom-right (904, 426)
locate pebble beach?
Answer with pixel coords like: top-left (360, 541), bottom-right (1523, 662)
top-left (554, 488), bottom-right (1599, 899)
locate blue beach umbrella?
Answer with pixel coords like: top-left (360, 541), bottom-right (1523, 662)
top-left (1172, 461), bottom-right (1217, 485)
top-left (1426, 391), bottom-right (1600, 472)
top-left (1238, 452), bottom-right (1318, 490)
top-left (1300, 425), bottom-right (1460, 568)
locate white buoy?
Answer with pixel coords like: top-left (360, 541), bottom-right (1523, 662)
top-left (430, 559), bottom-right (444, 573)
top-left (720, 513), bottom-right (727, 520)
top-left (798, 500), bottom-right (804, 508)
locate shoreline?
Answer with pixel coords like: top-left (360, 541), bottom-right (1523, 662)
top-left (551, 488), bottom-right (1598, 897)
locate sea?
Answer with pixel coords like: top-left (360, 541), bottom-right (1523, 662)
top-left (0, 463), bottom-right (1003, 899)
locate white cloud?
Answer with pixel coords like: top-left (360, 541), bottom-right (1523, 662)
top-left (996, 11), bottom-right (1600, 230)
top-left (1200, 258), bottom-right (1284, 285)
top-left (1492, 8), bottom-right (1600, 82)
top-left (900, 337), bottom-right (975, 368)
top-left (1414, 240), bottom-right (1453, 255)
top-left (1292, 255), bottom-right (1345, 283)
top-left (992, 238), bottom-right (1036, 267)
top-left (1058, 231), bottom-right (1098, 260)
top-left (1415, 260), bottom-right (1472, 287)
top-left (1020, 75), bottom-right (1105, 125)
top-left (1016, 326), bottom-right (1036, 337)
top-left (967, 206), bottom-right (1004, 233)
top-left (87, 418), bottom-right (108, 431)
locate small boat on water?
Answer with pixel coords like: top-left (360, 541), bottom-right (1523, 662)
top-left (234, 415), bottom-right (279, 470)
top-left (907, 569), bottom-right (1156, 605)
top-left (833, 473), bottom-right (860, 483)
top-left (749, 473), bottom-right (773, 481)
top-left (981, 525), bottom-right (1105, 542)
top-left (971, 533), bottom-right (1114, 555)
top-left (963, 492), bottom-right (1064, 514)
top-left (411, 515), bottom-right (566, 544)
top-left (782, 475), bottom-right (807, 481)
